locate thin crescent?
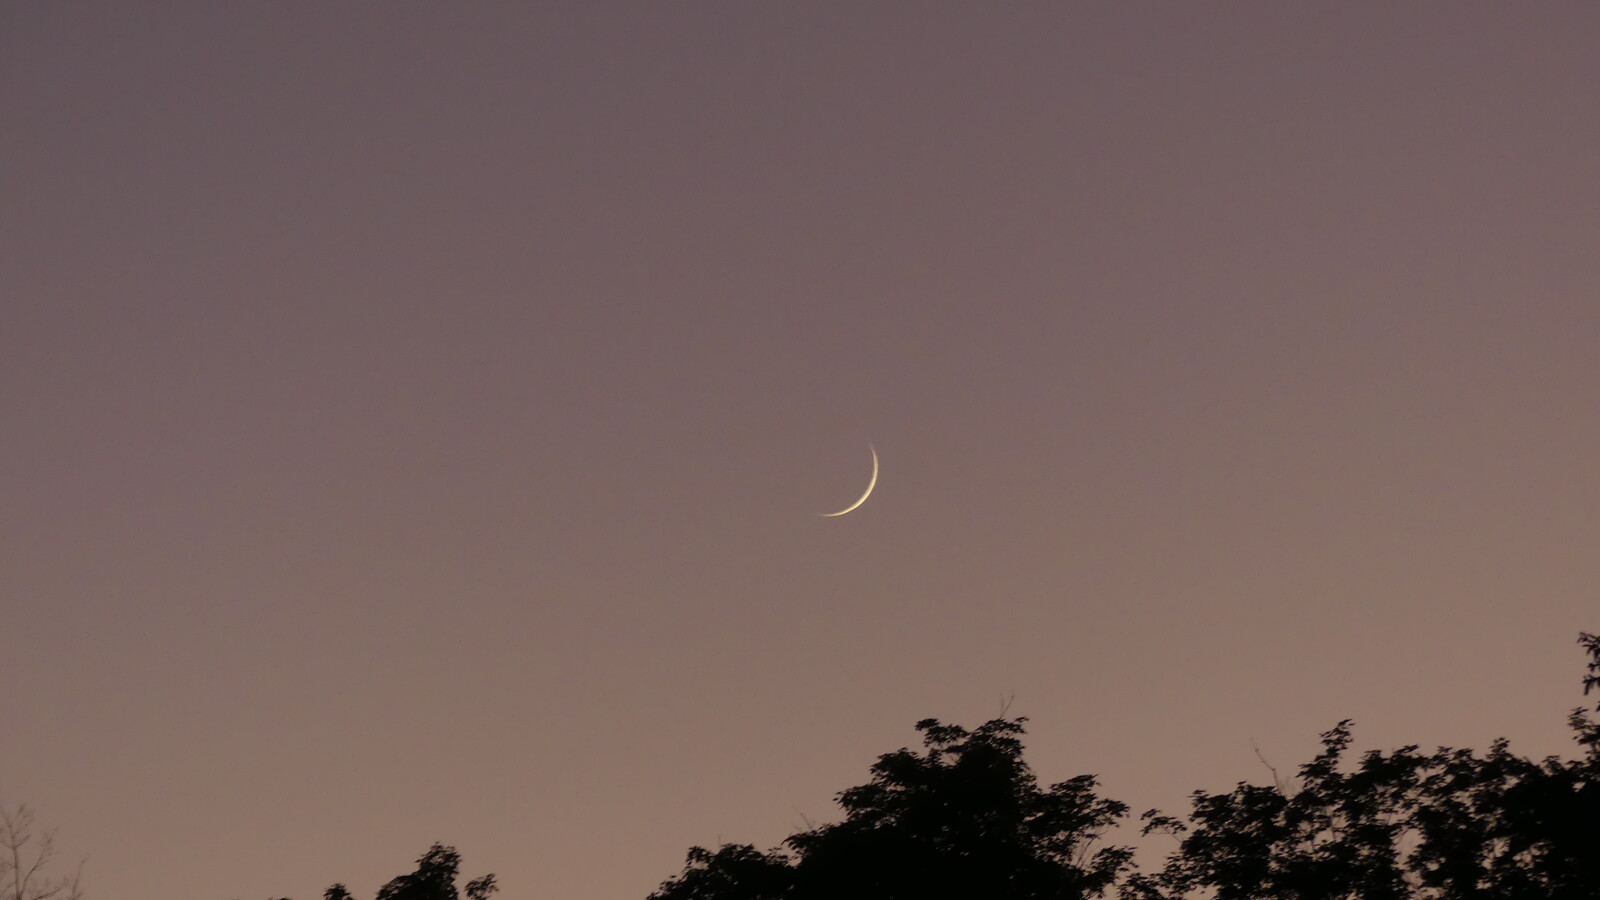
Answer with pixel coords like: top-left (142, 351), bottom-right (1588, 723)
top-left (817, 443), bottom-right (878, 517)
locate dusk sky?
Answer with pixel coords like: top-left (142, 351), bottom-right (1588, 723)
top-left (4, 4), bottom-right (1599, 898)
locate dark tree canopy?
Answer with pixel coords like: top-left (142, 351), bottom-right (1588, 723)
top-left (237, 633), bottom-right (1600, 900)
top-left (650, 717), bottom-right (1133, 900)
top-left (252, 844), bottom-right (494, 900)
top-left (655, 633), bottom-right (1600, 900)
top-left (1126, 632), bottom-right (1600, 900)
top-left (374, 844), bottom-right (496, 900)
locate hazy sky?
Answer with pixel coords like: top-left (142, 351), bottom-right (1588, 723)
top-left (4, 4), bottom-right (1599, 898)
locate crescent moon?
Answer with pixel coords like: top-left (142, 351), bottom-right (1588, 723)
top-left (817, 443), bottom-right (878, 517)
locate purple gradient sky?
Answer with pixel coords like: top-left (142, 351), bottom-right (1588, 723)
top-left (4, 4), bottom-right (1599, 898)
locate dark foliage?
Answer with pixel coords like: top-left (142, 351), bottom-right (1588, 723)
top-left (657, 633), bottom-right (1600, 900)
top-left (1128, 631), bottom-right (1600, 900)
top-left (253, 844), bottom-right (494, 900)
top-left (374, 844), bottom-right (496, 900)
top-left (242, 633), bottom-right (1600, 900)
top-left (650, 717), bottom-right (1133, 900)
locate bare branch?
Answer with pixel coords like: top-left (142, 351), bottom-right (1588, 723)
top-left (0, 802), bottom-right (84, 900)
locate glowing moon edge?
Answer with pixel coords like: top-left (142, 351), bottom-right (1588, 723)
top-left (817, 443), bottom-right (878, 517)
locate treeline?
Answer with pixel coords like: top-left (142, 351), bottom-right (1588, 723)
top-left (254, 632), bottom-right (1597, 899)
top-left (251, 844), bottom-right (495, 900)
top-left (648, 632), bottom-right (1600, 900)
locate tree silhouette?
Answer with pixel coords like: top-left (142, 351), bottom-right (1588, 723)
top-left (229, 632), bottom-right (1600, 900)
top-left (1126, 721), bottom-right (1431, 900)
top-left (0, 802), bottom-right (84, 900)
top-left (1571, 631), bottom-right (1600, 757)
top-left (246, 844), bottom-right (493, 900)
top-left (656, 633), bottom-right (1600, 900)
top-left (1127, 631), bottom-right (1600, 900)
top-left (650, 717), bottom-right (1132, 900)
top-left (372, 844), bottom-right (495, 900)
